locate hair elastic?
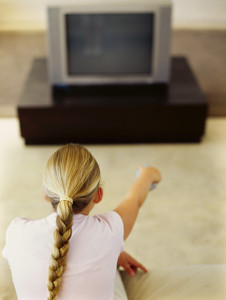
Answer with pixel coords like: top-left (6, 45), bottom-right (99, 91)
top-left (60, 196), bottom-right (73, 204)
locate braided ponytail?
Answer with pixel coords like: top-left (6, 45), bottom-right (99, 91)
top-left (47, 201), bottom-right (73, 300)
top-left (43, 144), bottom-right (101, 300)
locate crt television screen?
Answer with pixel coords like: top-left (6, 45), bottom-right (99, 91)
top-left (65, 13), bottom-right (154, 76)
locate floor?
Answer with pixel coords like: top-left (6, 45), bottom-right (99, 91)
top-left (1, 117), bottom-right (226, 268)
top-left (0, 30), bottom-right (226, 117)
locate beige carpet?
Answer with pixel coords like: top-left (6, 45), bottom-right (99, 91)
top-left (0, 118), bottom-right (226, 300)
top-left (1, 118), bottom-right (226, 297)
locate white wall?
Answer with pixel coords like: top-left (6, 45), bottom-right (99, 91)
top-left (172, 0), bottom-right (226, 29)
top-left (0, 0), bottom-right (226, 31)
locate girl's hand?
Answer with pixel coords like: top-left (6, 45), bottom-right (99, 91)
top-left (138, 166), bottom-right (162, 184)
top-left (117, 252), bottom-right (148, 276)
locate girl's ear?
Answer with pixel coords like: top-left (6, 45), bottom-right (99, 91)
top-left (44, 194), bottom-right (50, 202)
top-left (93, 187), bottom-right (103, 204)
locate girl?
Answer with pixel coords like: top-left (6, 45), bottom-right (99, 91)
top-left (2, 144), bottom-right (161, 300)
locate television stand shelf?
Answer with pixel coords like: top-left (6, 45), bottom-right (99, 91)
top-left (17, 57), bottom-right (207, 144)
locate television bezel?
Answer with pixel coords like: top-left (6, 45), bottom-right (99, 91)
top-left (47, 1), bottom-right (171, 85)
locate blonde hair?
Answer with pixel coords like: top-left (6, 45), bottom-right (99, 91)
top-left (43, 144), bottom-right (101, 300)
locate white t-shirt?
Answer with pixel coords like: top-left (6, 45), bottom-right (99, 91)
top-left (2, 211), bottom-right (124, 300)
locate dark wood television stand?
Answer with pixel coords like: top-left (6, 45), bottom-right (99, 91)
top-left (17, 57), bottom-right (207, 145)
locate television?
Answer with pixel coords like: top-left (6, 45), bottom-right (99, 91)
top-left (47, 0), bottom-right (172, 87)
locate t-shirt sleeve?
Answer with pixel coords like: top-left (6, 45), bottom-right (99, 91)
top-left (2, 217), bottom-right (27, 260)
top-left (95, 211), bottom-right (124, 254)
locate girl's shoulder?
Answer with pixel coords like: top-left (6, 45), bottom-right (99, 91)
top-left (95, 211), bottom-right (122, 223)
top-left (94, 211), bottom-right (124, 235)
top-left (5, 213), bottom-right (54, 237)
top-left (5, 217), bottom-right (32, 240)
top-left (7, 216), bottom-right (30, 230)
top-left (2, 217), bottom-right (31, 259)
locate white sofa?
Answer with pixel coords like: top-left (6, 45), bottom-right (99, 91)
top-left (121, 264), bottom-right (226, 300)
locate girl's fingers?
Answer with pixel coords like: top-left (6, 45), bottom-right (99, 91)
top-left (129, 257), bottom-right (148, 273)
top-left (125, 263), bottom-right (136, 276)
top-left (126, 263), bottom-right (148, 276)
top-left (137, 263), bottom-right (148, 273)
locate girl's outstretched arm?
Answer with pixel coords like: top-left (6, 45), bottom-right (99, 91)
top-left (114, 166), bottom-right (161, 240)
